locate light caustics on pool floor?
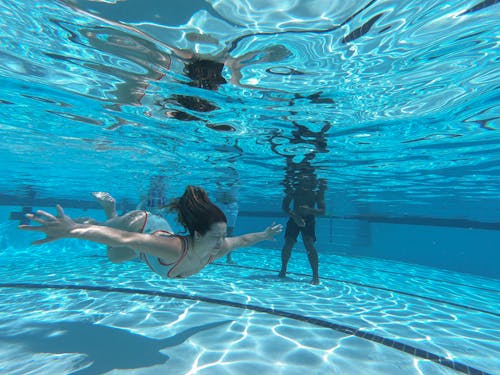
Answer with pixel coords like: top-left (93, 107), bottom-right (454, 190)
top-left (0, 245), bottom-right (498, 375)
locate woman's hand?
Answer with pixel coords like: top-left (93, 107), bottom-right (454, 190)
top-left (19, 205), bottom-right (77, 245)
top-left (263, 222), bottom-right (283, 240)
top-left (224, 222), bottom-right (284, 251)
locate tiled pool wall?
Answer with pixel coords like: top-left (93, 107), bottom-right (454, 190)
top-left (3, 205), bottom-right (500, 279)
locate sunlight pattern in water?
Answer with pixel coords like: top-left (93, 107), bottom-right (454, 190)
top-left (0, 1), bottom-right (499, 374)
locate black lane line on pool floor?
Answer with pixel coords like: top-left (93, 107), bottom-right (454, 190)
top-left (83, 249), bottom-right (500, 294)
top-left (80, 254), bottom-right (499, 317)
top-left (0, 282), bottom-right (492, 375)
top-left (211, 262), bottom-right (500, 318)
top-left (83, 252), bottom-right (500, 306)
top-left (233, 249), bottom-right (500, 294)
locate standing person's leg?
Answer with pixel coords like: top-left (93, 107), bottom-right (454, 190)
top-left (302, 216), bottom-right (319, 284)
top-left (221, 202), bottom-right (238, 264)
top-left (303, 237), bottom-right (319, 285)
top-left (226, 226), bottom-right (235, 263)
top-left (279, 219), bottom-right (299, 278)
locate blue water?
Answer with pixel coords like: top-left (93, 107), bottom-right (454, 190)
top-left (1, 0), bottom-right (499, 374)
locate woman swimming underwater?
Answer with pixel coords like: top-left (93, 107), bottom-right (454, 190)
top-left (19, 185), bottom-right (282, 279)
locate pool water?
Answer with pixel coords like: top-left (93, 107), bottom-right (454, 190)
top-left (1, 0), bottom-right (499, 374)
top-left (1, 209), bottom-right (499, 374)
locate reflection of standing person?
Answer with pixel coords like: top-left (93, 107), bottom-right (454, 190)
top-left (279, 157), bottom-right (326, 285)
top-left (215, 169), bottom-right (239, 264)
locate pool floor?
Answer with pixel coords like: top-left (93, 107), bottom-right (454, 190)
top-left (0, 240), bottom-right (498, 374)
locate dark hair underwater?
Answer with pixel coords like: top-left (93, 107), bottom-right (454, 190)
top-left (167, 185), bottom-right (226, 236)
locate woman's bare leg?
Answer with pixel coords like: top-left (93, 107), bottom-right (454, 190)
top-left (103, 210), bottom-right (147, 263)
top-left (92, 192), bottom-right (118, 219)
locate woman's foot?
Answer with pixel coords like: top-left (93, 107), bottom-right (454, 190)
top-left (92, 192), bottom-right (117, 219)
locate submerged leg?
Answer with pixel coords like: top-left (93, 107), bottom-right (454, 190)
top-left (226, 226), bottom-right (235, 264)
top-left (279, 237), bottom-right (295, 278)
top-left (103, 210), bottom-right (147, 263)
top-left (303, 236), bottom-right (319, 285)
top-left (92, 192), bottom-right (118, 219)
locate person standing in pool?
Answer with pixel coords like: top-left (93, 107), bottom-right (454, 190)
top-left (136, 175), bottom-right (169, 216)
top-left (19, 186), bottom-right (282, 279)
top-left (279, 156), bottom-right (326, 285)
top-left (271, 121), bottom-right (330, 285)
top-left (214, 168), bottom-right (240, 264)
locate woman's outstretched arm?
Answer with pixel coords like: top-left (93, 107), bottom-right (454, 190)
top-left (19, 205), bottom-right (182, 262)
top-left (214, 223), bottom-right (283, 259)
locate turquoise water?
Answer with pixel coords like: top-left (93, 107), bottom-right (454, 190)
top-left (1, 1), bottom-right (499, 374)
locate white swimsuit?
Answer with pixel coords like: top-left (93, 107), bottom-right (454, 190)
top-left (137, 211), bottom-right (214, 279)
top-left (137, 212), bottom-right (189, 279)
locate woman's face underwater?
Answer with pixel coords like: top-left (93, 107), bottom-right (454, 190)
top-left (199, 222), bottom-right (227, 254)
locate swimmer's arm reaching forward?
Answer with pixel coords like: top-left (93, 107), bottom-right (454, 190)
top-left (19, 205), bottom-right (182, 262)
top-left (213, 223), bottom-right (283, 260)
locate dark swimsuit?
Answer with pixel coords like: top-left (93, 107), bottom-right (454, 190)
top-left (285, 215), bottom-right (316, 242)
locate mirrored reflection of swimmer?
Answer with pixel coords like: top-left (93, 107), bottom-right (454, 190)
top-left (271, 122), bottom-right (330, 285)
top-left (174, 42), bottom-right (291, 89)
top-left (83, 26), bottom-right (290, 121)
top-left (159, 44), bottom-right (291, 123)
top-left (156, 59), bottom-right (227, 122)
top-left (19, 186), bottom-right (282, 279)
top-left (80, 25), bottom-right (291, 130)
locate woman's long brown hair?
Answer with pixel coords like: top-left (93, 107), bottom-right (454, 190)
top-left (167, 185), bottom-right (226, 236)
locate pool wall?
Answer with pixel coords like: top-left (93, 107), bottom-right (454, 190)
top-left (3, 206), bottom-right (499, 279)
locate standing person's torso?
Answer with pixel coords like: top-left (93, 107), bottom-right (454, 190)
top-left (292, 189), bottom-right (317, 213)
